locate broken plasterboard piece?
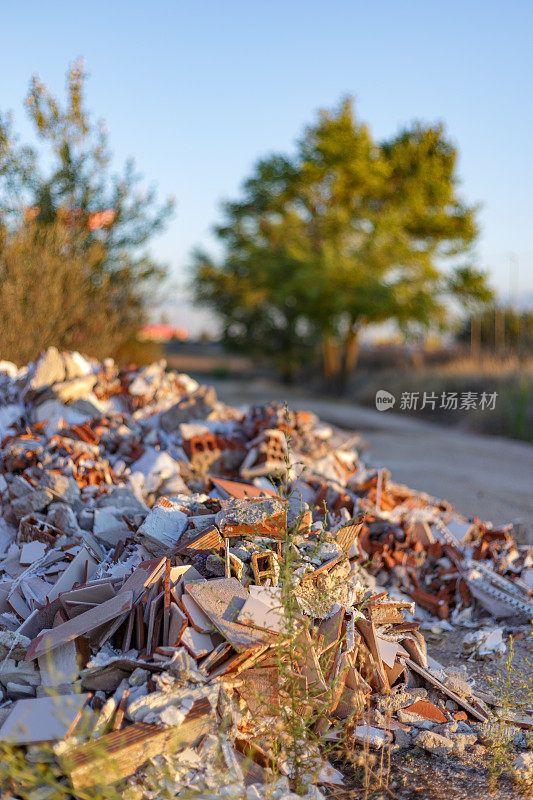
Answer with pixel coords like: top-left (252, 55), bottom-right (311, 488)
top-left (19, 541), bottom-right (47, 565)
top-left (25, 592), bottom-right (133, 661)
top-left (38, 640), bottom-right (81, 687)
top-left (181, 593), bottom-right (215, 633)
top-left (236, 595), bottom-right (285, 633)
top-left (119, 558), bottom-right (166, 602)
top-left (184, 579), bottom-right (272, 652)
top-left (0, 694), bottom-right (90, 744)
top-left (46, 548), bottom-right (99, 603)
top-left (180, 627), bottom-right (215, 659)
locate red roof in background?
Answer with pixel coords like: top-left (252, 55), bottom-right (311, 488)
top-left (139, 324), bottom-right (189, 342)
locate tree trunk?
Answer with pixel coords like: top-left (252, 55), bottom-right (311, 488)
top-left (343, 328), bottom-right (361, 375)
top-left (322, 337), bottom-right (340, 380)
top-left (335, 327), bottom-right (360, 393)
top-left (322, 326), bottom-right (361, 393)
top-left (470, 315), bottom-right (481, 363)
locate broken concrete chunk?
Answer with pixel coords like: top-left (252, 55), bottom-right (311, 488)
top-left (159, 386), bottom-right (217, 432)
top-left (414, 730), bottom-right (454, 756)
top-left (0, 629), bottom-right (31, 660)
top-left (462, 627), bottom-right (506, 660)
top-left (47, 503), bottom-right (81, 536)
top-left (92, 508), bottom-right (131, 546)
top-left (26, 347), bottom-right (67, 396)
top-left (9, 476), bottom-right (34, 499)
top-left (11, 490), bottom-right (53, 520)
top-left (512, 752), bottom-right (533, 789)
top-left (354, 725), bottom-right (390, 749)
top-left (40, 472), bottom-right (80, 506)
top-left (95, 487), bottom-right (148, 514)
top-left (129, 448), bottom-right (183, 494)
top-left (52, 374), bottom-right (97, 403)
top-left (134, 500), bottom-right (188, 556)
top-left (217, 497), bottom-right (286, 536)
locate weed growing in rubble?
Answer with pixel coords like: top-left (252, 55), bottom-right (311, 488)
top-left (0, 739), bottom-right (123, 800)
top-left (242, 413), bottom-right (386, 798)
top-left (485, 634), bottom-right (533, 792)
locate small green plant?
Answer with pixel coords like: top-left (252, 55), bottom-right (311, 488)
top-left (485, 634), bottom-right (533, 792)
top-left (0, 739), bottom-right (124, 800)
top-left (505, 379), bottom-right (531, 441)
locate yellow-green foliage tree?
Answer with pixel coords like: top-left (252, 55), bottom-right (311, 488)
top-left (0, 60), bottom-right (173, 364)
top-left (192, 98), bottom-right (492, 385)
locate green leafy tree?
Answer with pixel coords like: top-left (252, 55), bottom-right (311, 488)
top-left (192, 98), bottom-right (492, 385)
top-left (0, 60), bottom-right (173, 363)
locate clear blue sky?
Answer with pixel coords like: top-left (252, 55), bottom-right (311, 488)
top-left (1, 0), bottom-right (532, 333)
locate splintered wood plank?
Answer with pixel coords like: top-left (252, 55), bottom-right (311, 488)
top-left (210, 476), bottom-right (278, 500)
top-left (62, 698), bottom-right (215, 790)
top-left (401, 657), bottom-right (488, 722)
top-left (295, 628), bottom-right (327, 692)
top-left (316, 606), bottom-right (345, 652)
top-left (335, 522), bottom-right (363, 554)
top-left (367, 601), bottom-right (413, 624)
top-left (176, 527), bottom-right (224, 556)
top-left (25, 592), bottom-right (133, 660)
top-left (235, 667), bottom-right (280, 717)
top-left (354, 618), bottom-right (390, 694)
top-left (184, 579), bottom-right (272, 652)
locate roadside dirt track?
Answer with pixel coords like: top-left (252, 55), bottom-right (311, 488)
top-left (210, 379), bottom-right (533, 543)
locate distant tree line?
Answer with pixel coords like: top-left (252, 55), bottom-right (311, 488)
top-left (461, 306), bottom-right (533, 360)
top-left (0, 60), bottom-right (173, 365)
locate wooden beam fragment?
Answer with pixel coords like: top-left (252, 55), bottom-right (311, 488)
top-left (62, 698), bottom-right (215, 790)
top-left (400, 657), bottom-right (488, 722)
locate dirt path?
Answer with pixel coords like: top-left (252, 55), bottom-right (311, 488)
top-left (210, 378), bottom-right (533, 543)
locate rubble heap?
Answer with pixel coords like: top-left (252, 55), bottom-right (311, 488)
top-left (0, 348), bottom-right (531, 798)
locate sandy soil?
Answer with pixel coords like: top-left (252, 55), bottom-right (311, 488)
top-left (210, 378), bottom-right (533, 543)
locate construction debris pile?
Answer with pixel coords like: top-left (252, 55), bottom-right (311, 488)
top-left (0, 348), bottom-right (531, 798)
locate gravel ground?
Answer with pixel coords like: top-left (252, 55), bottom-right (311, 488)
top-left (333, 747), bottom-right (526, 800)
